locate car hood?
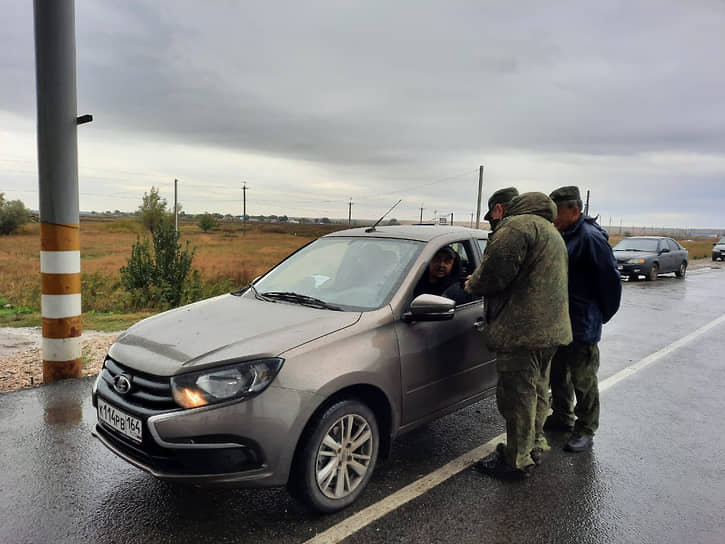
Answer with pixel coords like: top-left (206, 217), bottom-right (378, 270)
top-left (613, 250), bottom-right (655, 261)
top-left (108, 294), bottom-right (361, 376)
top-left (715, 244), bottom-right (725, 251)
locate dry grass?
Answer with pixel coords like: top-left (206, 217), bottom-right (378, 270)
top-left (0, 218), bottom-right (345, 312)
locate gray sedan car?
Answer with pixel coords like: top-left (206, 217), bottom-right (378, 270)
top-left (92, 226), bottom-right (495, 513)
top-left (613, 236), bottom-right (688, 281)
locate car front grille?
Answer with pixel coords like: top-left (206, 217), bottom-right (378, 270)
top-left (101, 356), bottom-right (177, 412)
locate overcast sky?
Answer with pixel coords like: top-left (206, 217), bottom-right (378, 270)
top-left (2, 0), bottom-right (725, 228)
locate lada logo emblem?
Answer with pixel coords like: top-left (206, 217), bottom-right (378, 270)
top-left (113, 374), bottom-right (132, 395)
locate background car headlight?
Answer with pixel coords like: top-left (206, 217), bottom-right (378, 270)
top-left (171, 358), bottom-right (284, 409)
top-left (627, 258), bottom-right (646, 264)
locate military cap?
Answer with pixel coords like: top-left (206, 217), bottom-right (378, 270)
top-left (549, 186), bottom-right (581, 204)
top-left (484, 187), bottom-right (519, 221)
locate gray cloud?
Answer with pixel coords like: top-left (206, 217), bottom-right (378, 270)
top-left (1, 0), bottom-right (724, 225)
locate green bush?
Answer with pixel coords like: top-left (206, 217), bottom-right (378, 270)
top-left (197, 213), bottom-right (218, 232)
top-left (0, 193), bottom-right (32, 235)
top-left (120, 220), bottom-right (200, 310)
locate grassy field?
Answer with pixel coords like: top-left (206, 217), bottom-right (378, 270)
top-left (0, 217), bottom-right (344, 329)
top-left (0, 218), bottom-right (718, 330)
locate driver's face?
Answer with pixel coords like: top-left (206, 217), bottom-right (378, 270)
top-left (429, 251), bottom-right (454, 280)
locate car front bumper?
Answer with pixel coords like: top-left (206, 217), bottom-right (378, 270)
top-left (92, 376), bottom-right (317, 487)
top-left (617, 263), bottom-right (653, 277)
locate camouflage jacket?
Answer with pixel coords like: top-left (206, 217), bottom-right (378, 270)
top-left (468, 192), bottom-right (572, 355)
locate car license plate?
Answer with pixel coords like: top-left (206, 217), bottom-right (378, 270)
top-left (97, 398), bottom-right (142, 443)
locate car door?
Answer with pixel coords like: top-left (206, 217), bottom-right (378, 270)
top-left (659, 238), bottom-right (676, 272)
top-left (394, 238), bottom-right (497, 428)
top-left (667, 238), bottom-right (685, 271)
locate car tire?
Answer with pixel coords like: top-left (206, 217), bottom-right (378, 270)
top-left (675, 262), bottom-right (687, 278)
top-left (290, 398), bottom-right (379, 514)
top-left (646, 263), bottom-right (658, 281)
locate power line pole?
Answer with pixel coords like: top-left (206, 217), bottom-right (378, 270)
top-left (174, 178), bottom-right (178, 233)
top-left (419, 204), bottom-right (424, 224)
top-left (470, 212), bottom-right (474, 227)
top-left (242, 181), bottom-right (247, 236)
top-left (348, 198), bottom-right (353, 227)
top-left (34, 0), bottom-right (88, 382)
top-left (475, 165), bottom-right (484, 229)
top-left (584, 189), bottom-right (590, 216)
top-left (450, 212), bottom-right (454, 226)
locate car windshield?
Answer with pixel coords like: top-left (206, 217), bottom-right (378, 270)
top-left (613, 238), bottom-right (659, 252)
top-left (252, 237), bottom-right (423, 311)
top-left (719, 238), bottom-right (725, 245)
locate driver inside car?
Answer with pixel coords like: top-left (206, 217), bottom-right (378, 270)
top-left (413, 246), bottom-right (472, 305)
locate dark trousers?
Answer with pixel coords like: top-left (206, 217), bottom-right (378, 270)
top-left (496, 348), bottom-right (556, 469)
top-left (549, 342), bottom-right (600, 436)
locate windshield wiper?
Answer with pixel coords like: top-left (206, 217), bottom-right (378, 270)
top-left (231, 283), bottom-right (274, 302)
top-left (260, 291), bottom-right (342, 311)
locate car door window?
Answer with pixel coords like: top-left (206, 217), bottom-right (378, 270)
top-left (477, 239), bottom-right (487, 255)
top-left (666, 239), bottom-right (680, 252)
top-left (412, 240), bottom-right (480, 306)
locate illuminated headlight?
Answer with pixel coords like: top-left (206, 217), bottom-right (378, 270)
top-left (171, 358), bottom-right (284, 409)
top-left (627, 258), bottom-right (645, 264)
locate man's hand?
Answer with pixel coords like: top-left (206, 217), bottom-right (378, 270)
top-left (463, 274), bottom-right (473, 293)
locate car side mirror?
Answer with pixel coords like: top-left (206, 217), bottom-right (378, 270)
top-left (402, 294), bottom-right (456, 322)
top-left (660, 248), bottom-right (669, 254)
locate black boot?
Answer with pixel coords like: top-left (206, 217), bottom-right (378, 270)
top-left (564, 434), bottom-right (593, 452)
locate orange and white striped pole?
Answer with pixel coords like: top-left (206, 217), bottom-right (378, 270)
top-left (40, 223), bottom-right (82, 381)
top-left (34, 0), bottom-right (85, 381)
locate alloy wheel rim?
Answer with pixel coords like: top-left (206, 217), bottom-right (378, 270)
top-left (315, 414), bottom-right (373, 499)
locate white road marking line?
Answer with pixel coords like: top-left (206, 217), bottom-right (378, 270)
top-left (304, 312), bottom-right (725, 544)
top-left (599, 313), bottom-right (725, 392)
top-left (303, 437), bottom-right (503, 544)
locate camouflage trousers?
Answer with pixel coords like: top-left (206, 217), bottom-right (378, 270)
top-left (549, 342), bottom-right (600, 436)
top-left (495, 348), bottom-right (557, 470)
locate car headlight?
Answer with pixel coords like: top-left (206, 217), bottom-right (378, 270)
top-left (626, 258), bottom-right (645, 264)
top-left (171, 358), bottom-right (284, 409)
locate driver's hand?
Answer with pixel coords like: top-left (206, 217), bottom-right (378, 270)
top-left (463, 275), bottom-right (473, 293)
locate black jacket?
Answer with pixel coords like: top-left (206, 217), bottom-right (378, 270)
top-left (561, 215), bottom-right (621, 343)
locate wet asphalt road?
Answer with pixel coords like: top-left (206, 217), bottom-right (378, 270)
top-left (1, 267), bottom-right (724, 544)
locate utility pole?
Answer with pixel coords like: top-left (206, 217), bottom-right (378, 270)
top-left (34, 0), bottom-right (89, 382)
top-left (470, 212), bottom-right (474, 227)
top-left (419, 204), bottom-right (424, 224)
top-left (475, 165), bottom-right (484, 229)
top-left (450, 212), bottom-right (454, 226)
top-left (242, 181), bottom-right (247, 236)
top-left (348, 198), bottom-right (353, 227)
top-left (584, 189), bottom-right (590, 216)
top-left (174, 178), bottom-right (178, 233)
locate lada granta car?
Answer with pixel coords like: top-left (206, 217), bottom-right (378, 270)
top-left (92, 226), bottom-right (494, 513)
top-left (612, 236), bottom-right (688, 281)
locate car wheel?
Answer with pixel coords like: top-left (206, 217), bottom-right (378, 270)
top-left (646, 263), bottom-right (658, 281)
top-left (290, 398), bottom-right (379, 514)
top-left (675, 262), bottom-right (687, 278)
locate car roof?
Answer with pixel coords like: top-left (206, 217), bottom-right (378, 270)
top-left (323, 225), bottom-right (489, 242)
top-left (621, 236), bottom-right (670, 240)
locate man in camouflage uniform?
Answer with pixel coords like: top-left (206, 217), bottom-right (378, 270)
top-left (466, 192), bottom-right (572, 479)
top-left (484, 187), bottom-right (519, 231)
top-left (545, 186), bottom-right (621, 452)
